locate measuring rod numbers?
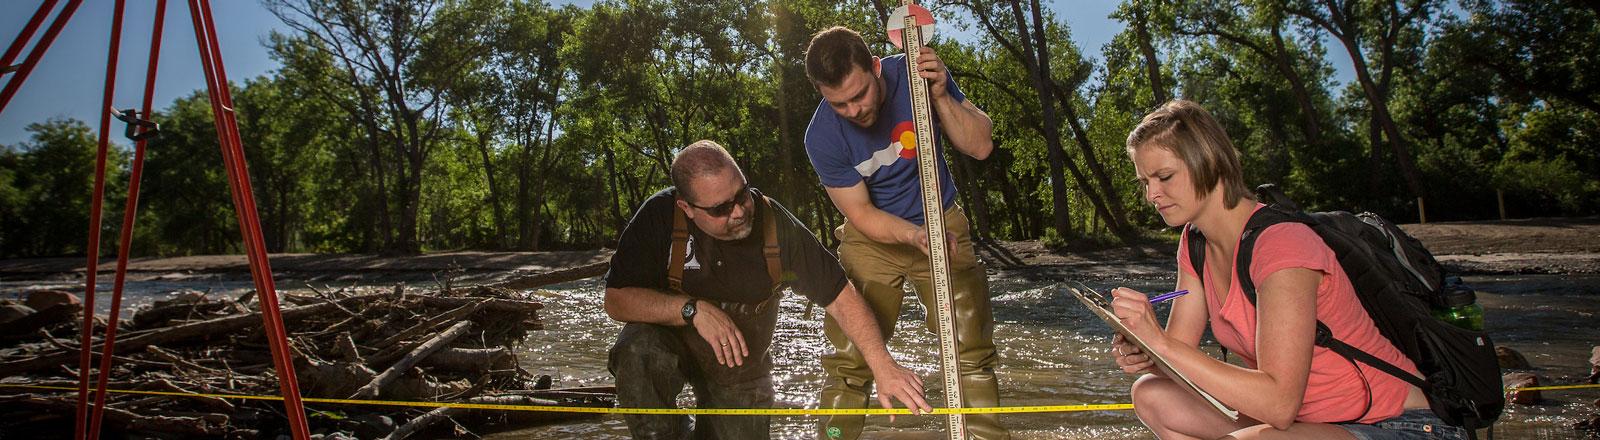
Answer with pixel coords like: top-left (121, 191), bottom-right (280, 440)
top-left (896, 3), bottom-right (965, 439)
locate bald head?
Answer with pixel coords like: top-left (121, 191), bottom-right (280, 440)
top-left (670, 140), bottom-right (745, 203)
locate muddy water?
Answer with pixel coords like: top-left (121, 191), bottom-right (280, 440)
top-left (493, 273), bottom-right (1600, 439)
top-left (4, 273), bottom-right (1594, 439)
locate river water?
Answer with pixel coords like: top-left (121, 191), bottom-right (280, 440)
top-left (4, 273), bottom-right (1595, 439)
top-left (489, 273), bottom-right (1600, 439)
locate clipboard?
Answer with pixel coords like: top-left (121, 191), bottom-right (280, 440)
top-left (1062, 281), bottom-right (1240, 421)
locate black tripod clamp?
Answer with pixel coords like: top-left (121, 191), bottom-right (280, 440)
top-left (111, 107), bottom-right (160, 141)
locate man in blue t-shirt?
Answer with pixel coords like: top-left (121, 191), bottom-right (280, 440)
top-left (802, 26), bottom-right (1007, 440)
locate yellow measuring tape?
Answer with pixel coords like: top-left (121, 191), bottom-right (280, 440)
top-left (0, 383), bottom-right (1131, 415)
top-left (1507, 383), bottom-right (1600, 392)
top-left (4, 383), bottom-right (1595, 416)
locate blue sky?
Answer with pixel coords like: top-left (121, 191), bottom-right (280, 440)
top-left (0, 0), bottom-right (1351, 147)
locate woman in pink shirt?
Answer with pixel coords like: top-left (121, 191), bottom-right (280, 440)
top-left (1107, 100), bottom-right (1464, 439)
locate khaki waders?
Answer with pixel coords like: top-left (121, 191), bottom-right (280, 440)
top-left (817, 205), bottom-right (1007, 440)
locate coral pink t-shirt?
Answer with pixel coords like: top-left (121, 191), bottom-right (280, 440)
top-left (1177, 207), bottom-right (1420, 424)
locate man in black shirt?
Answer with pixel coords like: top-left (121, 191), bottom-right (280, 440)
top-left (606, 140), bottom-right (930, 439)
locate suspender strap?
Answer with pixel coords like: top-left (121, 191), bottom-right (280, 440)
top-left (760, 195), bottom-right (783, 292)
top-left (668, 204), bottom-right (689, 295)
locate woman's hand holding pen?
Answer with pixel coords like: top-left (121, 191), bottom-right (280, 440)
top-left (1110, 287), bottom-right (1169, 374)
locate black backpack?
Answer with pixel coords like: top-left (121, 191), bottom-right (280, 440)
top-left (1185, 184), bottom-right (1503, 433)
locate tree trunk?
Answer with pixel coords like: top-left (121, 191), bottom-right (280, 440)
top-left (397, 132), bottom-right (424, 254)
top-left (1269, 23), bottom-right (1324, 144)
top-left (1003, 0), bottom-right (1076, 238)
top-left (604, 144), bottom-right (624, 233)
top-left (530, 98), bottom-right (562, 252)
top-left (491, 261), bottom-right (610, 290)
top-left (517, 115), bottom-right (537, 250)
top-left (773, 62), bottom-right (797, 207)
top-left (953, 154), bottom-right (990, 240)
top-left (475, 130), bottom-right (507, 249)
top-left (364, 125), bottom-right (392, 252)
top-left (1132, 5), bottom-right (1168, 104)
top-left (1313, 0), bottom-right (1425, 199)
top-left (1051, 86), bottom-right (1133, 238)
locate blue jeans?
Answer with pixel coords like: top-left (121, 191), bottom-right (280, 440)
top-left (1339, 408), bottom-right (1469, 440)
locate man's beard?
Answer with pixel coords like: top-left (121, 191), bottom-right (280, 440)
top-left (723, 218), bottom-right (754, 240)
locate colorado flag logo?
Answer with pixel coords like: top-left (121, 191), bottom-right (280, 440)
top-left (853, 121), bottom-right (919, 177)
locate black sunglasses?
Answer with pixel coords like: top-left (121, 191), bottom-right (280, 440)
top-left (685, 184), bottom-right (751, 217)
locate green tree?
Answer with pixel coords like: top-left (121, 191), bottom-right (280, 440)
top-left (0, 119), bottom-right (127, 257)
top-left (140, 91), bottom-right (240, 255)
top-left (946, 0), bottom-right (1135, 240)
top-left (267, 0), bottom-right (499, 254)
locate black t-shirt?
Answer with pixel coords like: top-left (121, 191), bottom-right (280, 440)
top-left (605, 187), bottom-right (847, 306)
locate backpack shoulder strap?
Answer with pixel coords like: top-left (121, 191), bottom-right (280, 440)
top-left (761, 195), bottom-right (783, 291)
top-left (1185, 224), bottom-right (1207, 283)
top-left (668, 204), bottom-right (688, 295)
top-left (1182, 206), bottom-right (1300, 294)
top-left (1232, 206), bottom-right (1304, 306)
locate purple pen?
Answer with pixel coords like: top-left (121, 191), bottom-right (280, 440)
top-left (1148, 290), bottom-right (1190, 303)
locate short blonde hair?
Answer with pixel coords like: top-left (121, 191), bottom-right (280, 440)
top-left (1125, 100), bottom-right (1253, 208)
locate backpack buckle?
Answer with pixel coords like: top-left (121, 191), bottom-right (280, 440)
top-left (1314, 324), bottom-right (1335, 345)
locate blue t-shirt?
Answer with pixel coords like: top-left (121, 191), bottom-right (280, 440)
top-left (804, 54), bottom-right (963, 225)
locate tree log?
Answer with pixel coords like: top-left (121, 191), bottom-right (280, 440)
top-left (417, 347), bottom-right (515, 372)
top-left (0, 294), bottom-right (386, 377)
top-left (0, 303), bottom-right (79, 341)
top-left (488, 261), bottom-right (608, 290)
top-left (143, 378), bottom-right (236, 413)
top-left (352, 320), bottom-right (473, 399)
top-left (372, 299), bottom-right (486, 350)
top-left (0, 395), bottom-right (224, 435)
top-left (382, 394), bottom-right (562, 440)
top-left (418, 296), bottom-right (542, 316)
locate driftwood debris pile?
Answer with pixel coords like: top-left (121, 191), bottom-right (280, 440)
top-left (0, 283), bottom-right (613, 439)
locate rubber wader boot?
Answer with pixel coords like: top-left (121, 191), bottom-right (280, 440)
top-left (960, 369), bottom-right (1008, 440)
top-left (816, 378), bottom-right (870, 440)
top-left (815, 374), bottom-right (1008, 440)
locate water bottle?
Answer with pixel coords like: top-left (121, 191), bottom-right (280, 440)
top-left (1433, 277), bottom-right (1484, 331)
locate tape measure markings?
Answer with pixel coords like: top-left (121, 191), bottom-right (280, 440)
top-left (3, 383), bottom-right (1595, 416)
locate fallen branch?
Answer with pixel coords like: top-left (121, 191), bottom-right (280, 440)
top-left (382, 394), bottom-right (562, 440)
top-left (0, 293), bottom-right (385, 377)
top-left (372, 299), bottom-right (487, 350)
top-left (488, 261), bottom-right (608, 290)
top-left (352, 320), bottom-right (473, 399)
top-left (419, 296), bottom-right (542, 316)
top-left (0, 303), bottom-right (80, 340)
top-left (0, 394), bottom-right (224, 435)
top-left (418, 347), bottom-right (516, 372)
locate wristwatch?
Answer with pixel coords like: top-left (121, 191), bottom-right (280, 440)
top-left (681, 298), bottom-right (698, 327)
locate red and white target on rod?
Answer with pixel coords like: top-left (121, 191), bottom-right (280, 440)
top-left (886, 3), bottom-right (936, 50)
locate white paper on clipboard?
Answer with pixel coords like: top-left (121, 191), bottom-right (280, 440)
top-left (1062, 281), bottom-right (1240, 421)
